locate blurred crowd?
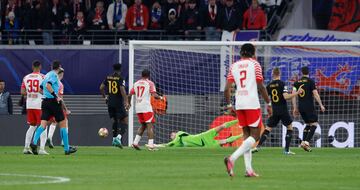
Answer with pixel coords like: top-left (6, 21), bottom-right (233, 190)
top-left (0, 0), bottom-right (285, 44)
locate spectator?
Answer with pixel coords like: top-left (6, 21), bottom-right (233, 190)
top-left (259, 0), bottom-right (281, 33)
top-left (19, 0), bottom-right (36, 30)
top-left (164, 8), bottom-right (180, 40)
top-left (182, 0), bottom-right (201, 39)
top-left (74, 11), bottom-right (86, 42)
top-left (87, 1), bottom-right (107, 30)
top-left (149, 1), bottom-right (162, 30)
top-left (4, 11), bottom-right (20, 44)
top-left (65, 0), bottom-right (86, 20)
top-left (34, 0), bottom-right (54, 45)
top-left (5, 0), bottom-right (21, 19)
top-left (243, 0), bottom-right (267, 30)
top-left (217, 0), bottom-right (242, 32)
top-left (162, 0), bottom-right (177, 21)
top-left (60, 12), bottom-right (73, 44)
top-left (0, 80), bottom-right (13, 115)
top-left (126, 0), bottom-right (149, 30)
top-left (201, 0), bottom-right (220, 40)
top-left (177, 0), bottom-right (187, 19)
top-left (107, 0), bottom-right (127, 30)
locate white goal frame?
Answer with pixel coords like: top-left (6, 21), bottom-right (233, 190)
top-left (127, 40), bottom-right (360, 146)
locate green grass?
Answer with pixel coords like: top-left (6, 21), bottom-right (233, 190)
top-left (0, 147), bottom-right (360, 190)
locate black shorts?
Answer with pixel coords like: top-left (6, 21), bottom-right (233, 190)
top-left (41, 99), bottom-right (65, 122)
top-left (108, 106), bottom-right (127, 120)
top-left (300, 111), bottom-right (318, 123)
top-left (267, 112), bottom-right (293, 128)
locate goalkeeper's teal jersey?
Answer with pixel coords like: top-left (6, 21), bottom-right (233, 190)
top-left (166, 130), bottom-right (219, 147)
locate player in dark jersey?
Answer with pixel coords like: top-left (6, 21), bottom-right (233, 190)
top-left (292, 66), bottom-right (325, 152)
top-left (100, 64), bottom-right (129, 148)
top-left (253, 68), bottom-right (303, 155)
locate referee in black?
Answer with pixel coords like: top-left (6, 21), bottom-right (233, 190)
top-left (292, 66), bottom-right (326, 152)
top-left (253, 68), bottom-right (303, 154)
top-left (100, 64), bottom-right (129, 148)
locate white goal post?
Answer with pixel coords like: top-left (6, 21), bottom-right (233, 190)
top-left (128, 41), bottom-right (360, 148)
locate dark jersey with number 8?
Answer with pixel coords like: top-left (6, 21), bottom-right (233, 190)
top-left (266, 80), bottom-right (288, 114)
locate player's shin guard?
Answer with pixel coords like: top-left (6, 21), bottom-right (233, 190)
top-left (25, 125), bottom-right (37, 148)
top-left (40, 128), bottom-right (47, 151)
top-left (32, 126), bottom-right (45, 145)
top-left (285, 130), bottom-right (293, 152)
top-left (60, 127), bottom-right (69, 152)
top-left (48, 124), bottom-right (56, 140)
top-left (302, 125), bottom-right (311, 141)
top-left (258, 129), bottom-right (270, 147)
top-left (305, 125), bottom-right (317, 143)
top-left (112, 121), bottom-right (119, 138)
top-left (244, 149), bottom-right (253, 172)
top-left (230, 136), bottom-right (256, 163)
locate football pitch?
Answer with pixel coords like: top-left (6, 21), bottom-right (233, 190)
top-left (0, 147), bottom-right (359, 190)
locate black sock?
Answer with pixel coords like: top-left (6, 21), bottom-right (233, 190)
top-left (285, 130), bottom-right (293, 152)
top-left (112, 121), bottom-right (118, 138)
top-left (258, 129), bottom-right (270, 147)
top-left (119, 122), bottom-right (127, 136)
top-left (302, 125), bottom-right (311, 141)
top-left (305, 125), bottom-right (317, 142)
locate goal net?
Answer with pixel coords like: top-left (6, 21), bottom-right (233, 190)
top-left (128, 41), bottom-right (360, 148)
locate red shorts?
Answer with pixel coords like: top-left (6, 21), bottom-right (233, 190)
top-left (236, 109), bottom-right (262, 128)
top-left (137, 112), bottom-right (155, 124)
top-left (27, 109), bottom-right (42, 125)
top-left (49, 110), bottom-right (67, 123)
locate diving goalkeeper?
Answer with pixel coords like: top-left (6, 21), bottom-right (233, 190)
top-left (165, 120), bottom-right (242, 147)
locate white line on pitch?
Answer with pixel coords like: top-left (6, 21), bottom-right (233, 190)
top-left (0, 173), bottom-right (70, 185)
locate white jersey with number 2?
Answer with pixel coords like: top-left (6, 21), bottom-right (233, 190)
top-left (21, 72), bottom-right (44, 110)
top-left (227, 58), bottom-right (263, 110)
top-left (130, 79), bottom-right (156, 113)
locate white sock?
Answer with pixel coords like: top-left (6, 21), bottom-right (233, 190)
top-left (230, 136), bottom-right (256, 163)
top-left (244, 149), bottom-right (253, 172)
top-left (40, 128), bottom-right (48, 151)
top-left (148, 139), bottom-right (154, 146)
top-left (25, 125), bottom-right (37, 148)
top-left (133, 135), bottom-right (141, 145)
top-left (117, 134), bottom-right (122, 140)
top-left (48, 124), bottom-right (57, 140)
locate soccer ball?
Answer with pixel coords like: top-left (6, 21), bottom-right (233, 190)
top-left (98, 128), bottom-right (109, 138)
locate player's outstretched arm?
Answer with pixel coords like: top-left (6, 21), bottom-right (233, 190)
top-left (291, 87), bottom-right (299, 117)
top-left (257, 81), bottom-right (272, 116)
top-left (312, 90), bottom-right (325, 112)
top-left (224, 81), bottom-right (233, 107)
top-left (99, 83), bottom-right (107, 102)
top-left (283, 86), bottom-right (303, 100)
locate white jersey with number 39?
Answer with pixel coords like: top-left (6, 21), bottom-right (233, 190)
top-left (227, 58), bottom-right (263, 110)
top-left (21, 72), bottom-right (44, 110)
top-left (130, 79), bottom-right (156, 113)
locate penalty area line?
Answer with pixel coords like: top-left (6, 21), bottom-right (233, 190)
top-left (0, 173), bottom-right (70, 185)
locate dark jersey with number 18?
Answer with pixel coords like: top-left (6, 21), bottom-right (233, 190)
top-left (293, 76), bottom-right (316, 112)
top-left (266, 80), bottom-right (288, 114)
top-left (102, 73), bottom-right (125, 108)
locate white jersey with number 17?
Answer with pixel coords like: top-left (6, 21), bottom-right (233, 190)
top-left (130, 78), bottom-right (156, 113)
top-left (21, 72), bottom-right (44, 110)
top-left (227, 58), bottom-right (263, 110)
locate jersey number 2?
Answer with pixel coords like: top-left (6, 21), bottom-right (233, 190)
top-left (239, 71), bottom-right (247, 88)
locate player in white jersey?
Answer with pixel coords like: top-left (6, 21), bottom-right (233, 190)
top-left (47, 69), bottom-right (70, 148)
top-left (128, 69), bottom-right (162, 151)
top-left (223, 43), bottom-right (272, 177)
top-left (21, 60), bottom-right (48, 155)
